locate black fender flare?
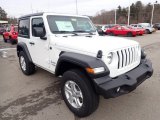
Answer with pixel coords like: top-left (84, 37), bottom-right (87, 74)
top-left (17, 42), bottom-right (32, 62)
top-left (55, 52), bottom-right (110, 78)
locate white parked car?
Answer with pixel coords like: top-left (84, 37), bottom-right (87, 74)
top-left (17, 12), bottom-right (153, 117)
top-left (130, 23), bottom-right (154, 34)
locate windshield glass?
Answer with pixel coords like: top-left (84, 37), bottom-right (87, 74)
top-left (47, 15), bottom-right (96, 34)
top-left (140, 23), bottom-right (151, 27)
top-left (122, 26), bottom-right (130, 29)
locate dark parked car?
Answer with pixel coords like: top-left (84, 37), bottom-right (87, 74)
top-left (153, 23), bottom-right (160, 30)
top-left (0, 26), bottom-right (6, 35)
top-left (95, 25), bottom-right (104, 35)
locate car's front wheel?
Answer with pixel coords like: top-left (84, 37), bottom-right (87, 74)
top-left (19, 51), bottom-right (35, 75)
top-left (61, 69), bottom-right (99, 117)
top-left (127, 32), bottom-right (133, 37)
top-left (145, 29), bottom-right (151, 34)
top-left (3, 35), bottom-right (7, 43)
top-left (109, 32), bottom-right (114, 36)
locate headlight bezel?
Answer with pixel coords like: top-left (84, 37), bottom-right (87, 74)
top-left (106, 52), bottom-right (114, 64)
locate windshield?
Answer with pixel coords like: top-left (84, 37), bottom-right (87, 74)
top-left (47, 15), bottom-right (96, 34)
top-left (140, 23), bottom-right (151, 27)
top-left (122, 26), bottom-right (130, 29)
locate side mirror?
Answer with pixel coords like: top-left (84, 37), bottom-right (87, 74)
top-left (33, 27), bottom-right (47, 40)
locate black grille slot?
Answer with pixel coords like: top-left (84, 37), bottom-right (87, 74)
top-left (117, 51), bottom-right (120, 69)
top-left (121, 50), bottom-right (124, 67)
top-left (124, 49), bottom-right (128, 66)
top-left (128, 48), bottom-right (130, 65)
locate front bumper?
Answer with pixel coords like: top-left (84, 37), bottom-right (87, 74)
top-left (94, 59), bottom-right (153, 98)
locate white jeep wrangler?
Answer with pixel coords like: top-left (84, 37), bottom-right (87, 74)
top-left (17, 12), bottom-right (153, 117)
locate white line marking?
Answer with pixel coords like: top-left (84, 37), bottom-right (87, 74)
top-left (0, 48), bottom-right (16, 51)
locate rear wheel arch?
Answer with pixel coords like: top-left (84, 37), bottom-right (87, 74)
top-left (19, 51), bottom-right (35, 75)
top-left (17, 43), bottom-right (32, 62)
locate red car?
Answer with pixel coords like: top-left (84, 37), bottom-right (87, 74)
top-left (3, 25), bottom-right (18, 44)
top-left (106, 26), bottom-right (137, 37)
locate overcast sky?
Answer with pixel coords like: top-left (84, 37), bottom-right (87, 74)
top-left (1, 0), bottom-right (160, 17)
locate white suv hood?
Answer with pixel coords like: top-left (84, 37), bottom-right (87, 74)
top-left (51, 35), bottom-right (141, 78)
top-left (53, 35), bottom-right (139, 56)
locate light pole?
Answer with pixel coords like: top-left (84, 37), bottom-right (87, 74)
top-left (30, 4), bottom-right (33, 13)
top-left (151, 1), bottom-right (158, 26)
top-left (115, 9), bottom-right (117, 25)
top-left (76, 0), bottom-right (78, 15)
top-left (151, 3), bottom-right (155, 26)
top-left (127, 5), bottom-right (130, 26)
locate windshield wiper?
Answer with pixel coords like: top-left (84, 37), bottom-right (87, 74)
top-left (52, 31), bottom-right (78, 36)
top-left (73, 30), bottom-right (96, 35)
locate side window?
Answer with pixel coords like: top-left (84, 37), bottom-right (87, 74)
top-left (105, 26), bottom-right (108, 29)
top-left (7, 27), bottom-right (10, 32)
top-left (117, 27), bottom-right (121, 30)
top-left (32, 18), bottom-right (45, 37)
top-left (138, 25), bottom-right (142, 27)
top-left (18, 19), bottom-right (30, 38)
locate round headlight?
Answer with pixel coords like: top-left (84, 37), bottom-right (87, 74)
top-left (107, 52), bottom-right (113, 64)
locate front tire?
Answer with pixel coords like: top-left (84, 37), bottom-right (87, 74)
top-left (145, 29), bottom-right (151, 34)
top-left (9, 36), bottom-right (15, 45)
top-left (109, 32), bottom-right (114, 36)
top-left (127, 32), bottom-right (133, 37)
top-left (3, 35), bottom-right (7, 43)
top-left (19, 51), bottom-right (35, 75)
top-left (61, 69), bottom-right (99, 117)
top-left (11, 39), bottom-right (17, 45)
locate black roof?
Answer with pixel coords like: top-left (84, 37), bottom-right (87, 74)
top-left (19, 12), bottom-right (44, 19)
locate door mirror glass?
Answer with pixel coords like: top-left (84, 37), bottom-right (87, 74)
top-left (32, 18), bottom-right (46, 39)
top-left (33, 27), bottom-right (45, 37)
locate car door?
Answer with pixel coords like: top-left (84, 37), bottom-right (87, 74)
top-left (115, 27), bottom-right (122, 35)
top-left (113, 27), bottom-right (118, 34)
top-left (28, 17), bottom-right (50, 69)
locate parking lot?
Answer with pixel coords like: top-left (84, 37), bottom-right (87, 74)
top-left (0, 32), bottom-right (160, 120)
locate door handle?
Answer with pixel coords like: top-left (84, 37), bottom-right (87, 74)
top-left (29, 42), bottom-right (35, 45)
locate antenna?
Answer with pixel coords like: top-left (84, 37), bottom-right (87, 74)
top-left (76, 0), bottom-right (78, 15)
top-left (30, 3), bottom-right (33, 13)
